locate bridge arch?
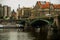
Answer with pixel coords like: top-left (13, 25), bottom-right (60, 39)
top-left (30, 19), bottom-right (51, 40)
top-left (30, 19), bottom-right (51, 28)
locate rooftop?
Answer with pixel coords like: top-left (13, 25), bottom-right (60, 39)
top-left (35, 1), bottom-right (60, 9)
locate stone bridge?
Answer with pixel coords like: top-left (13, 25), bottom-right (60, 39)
top-left (0, 15), bottom-right (60, 40)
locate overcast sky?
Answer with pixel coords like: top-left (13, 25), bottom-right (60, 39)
top-left (0, 0), bottom-right (60, 11)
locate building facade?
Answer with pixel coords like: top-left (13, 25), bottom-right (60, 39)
top-left (11, 10), bottom-right (18, 20)
top-left (7, 7), bottom-right (11, 17)
top-left (31, 1), bottom-right (60, 18)
top-left (3, 5), bottom-right (11, 18)
top-left (17, 7), bottom-right (32, 19)
top-left (0, 4), bottom-right (3, 18)
top-left (21, 7), bottom-right (32, 18)
top-left (16, 1), bottom-right (60, 19)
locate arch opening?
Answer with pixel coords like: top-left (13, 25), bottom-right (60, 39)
top-left (30, 19), bottom-right (49, 28)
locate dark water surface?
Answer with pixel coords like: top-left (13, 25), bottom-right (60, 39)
top-left (0, 27), bottom-right (59, 40)
top-left (0, 29), bottom-right (35, 40)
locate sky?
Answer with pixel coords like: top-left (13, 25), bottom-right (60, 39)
top-left (0, 0), bottom-right (60, 11)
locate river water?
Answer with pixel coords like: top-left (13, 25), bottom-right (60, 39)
top-left (0, 27), bottom-right (56, 40)
top-left (0, 29), bottom-right (35, 40)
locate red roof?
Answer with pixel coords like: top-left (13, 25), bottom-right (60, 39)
top-left (41, 2), bottom-right (50, 8)
top-left (36, 1), bottom-right (60, 9)
top-left (53, 4), bottom-right (60, 8)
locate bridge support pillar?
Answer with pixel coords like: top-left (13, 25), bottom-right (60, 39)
top-left (53, 16), bottom-right (60, 40)
top-left (24, 22), bottom-right (28, 31)
top-left (53, 16), bottom-right (60, 32)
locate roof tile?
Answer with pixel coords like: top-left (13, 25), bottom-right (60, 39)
top-left (36, 1), bottom-right (60, 9)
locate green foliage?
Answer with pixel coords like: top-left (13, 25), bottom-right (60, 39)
top-left (4, 16), bottom-right (10, 20)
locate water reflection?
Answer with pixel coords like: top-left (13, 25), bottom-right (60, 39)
top-left (0, 27), bottom-right (58, 40)
top-left (0, 29), bottom-right (35, 40)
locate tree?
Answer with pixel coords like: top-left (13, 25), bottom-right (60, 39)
top-left (4, 16), bottom-right (10, 20)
